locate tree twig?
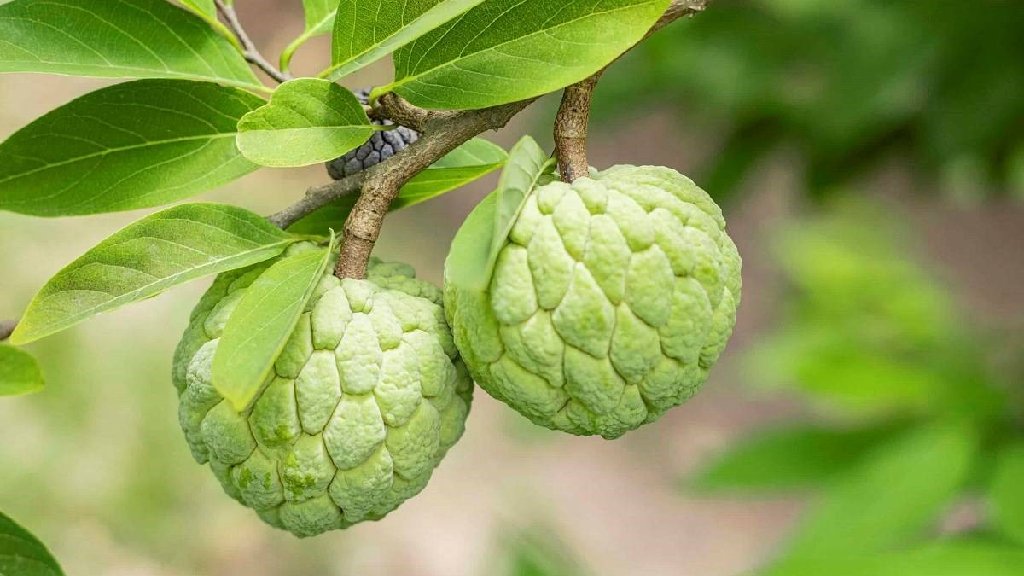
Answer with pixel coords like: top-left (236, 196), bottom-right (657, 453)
top-left (554, 0), bottom-right (709, 182)
top-left (335, 97), bottom-right (534, 279)
top-left (215, 0), bottom-right (293, 84)
top-left (270, 0), bottom-right (711, 278)
top-left (269, 174), bottom-right (365, 229)
top-left (0, 320), bottom-right (16, 341)
top-left (554, 72), bottom-right (603, 182)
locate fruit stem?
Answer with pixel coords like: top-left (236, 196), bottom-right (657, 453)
top-left (554, 72), bottom-right (604, 183)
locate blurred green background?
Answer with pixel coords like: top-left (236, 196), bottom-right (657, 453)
top-left (1, 0), bottom-right (1023, 574)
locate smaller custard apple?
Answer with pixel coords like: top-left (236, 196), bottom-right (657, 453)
top-left (172, 246), bottom-right (472, 537)
top-left (444, 166), bottom-right (741, 439)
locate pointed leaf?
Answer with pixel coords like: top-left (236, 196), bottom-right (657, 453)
top-left (386, 0), bottom-right (671, 109)
top-left (213, 237), bottom-right (334, 410)
top-left (10, 204), bottom-right (297, 345)
top-left (0, 345), bottom-right (44, 396)
top-left (785, 423), bottom-right (977, 557)
top-left (325, 0), bottom-right (487, 81)
top-left (237, 79), bottom-right (376, 168)
top-left (0, 0), bottom-right (261, 89)
top-left (178, 0), bottom-right (239, 44)
top-left (990, 442), bottom-right (1024, 546)
top-left (395, 138), bottom-right (508, 209)
top-left (493, 136), bottom-right (551, 250)
top-left (281, 0), bottom-right (339, 72)
top-left (444, 136), bottom-right (550, 293)
top-left (287, 138), bottom-right (507, 234)
top-left (0, 80), bottom-right (264, 217)
top-left (179, 0), bottom-right (217, 21)
top-left (690, 422), bottom-right (904, 493)
top-left (0, 511), bottom-right (63, 576)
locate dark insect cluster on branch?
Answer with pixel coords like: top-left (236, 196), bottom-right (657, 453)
top-left (326, 89), bottom-right (420, 180)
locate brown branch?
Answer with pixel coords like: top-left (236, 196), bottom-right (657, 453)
top-left (215, 0), bottom-right (293, 84)
top-left (269, 174), bottom-right (365, 229)
top-left (374, 93), bottom-right (444, 133)
top-left (270, 0), bottom-right (712, 278)
top-left (658, 0), bottom-right (711, 31)
top-left (554, 0), bottom-right (709, 182)
top-left (0, 320), bottom-right (16, 341)
top-left (335, 98), bottom-right (534, 279)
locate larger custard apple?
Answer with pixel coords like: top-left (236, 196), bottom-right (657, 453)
top-left (172, 249), bottom-right (473, 537)
top-left (444, 166), bottom-right (740, 439)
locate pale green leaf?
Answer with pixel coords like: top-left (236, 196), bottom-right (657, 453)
top-left (690, 422), bottom-right (903, 493)
top-left (492, 136), bottom-right (551, 251)
top-left (325, 0), bottom-right (487, 81)
top-left (990, 442), bottom-right (1024, 546)
top-left (213, 237), bottom-right (334, 411)
top-left (386, 0), bottom-right (671, 109)
top-left (237, 79), bottom-right (375, 168)
top-left (0, 511), bottom-right (63, 576)
top-left (763, 542), bottom-right (1024, 576)
top-left (9, 204), bottom-right (297, 345)
top-left (785, 423), bottom-right (977, 557)
top-left (0, 80), bottom-right (264, 217)
top-left (444, 136), bottom-right (550, 293)
top-left (443, 184), bottom-right (496, 292)
top-left (177, 0), bottom-right (239, 45)
top-left (287, 138), bottom-right (507, 234)
top-left (0, 345), bottom-right (44, 396)
top-left (281, 0), bottom-right (338, 72)
top-left (179, 0), bottom-right (217, 21)
top-left (0, 0), bottom-right (262, 89)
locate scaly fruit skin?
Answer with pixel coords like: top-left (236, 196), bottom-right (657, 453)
top-left (172, 250), bottom-right (472, 537)
top-left (444, 166), bottom-right (740, 439)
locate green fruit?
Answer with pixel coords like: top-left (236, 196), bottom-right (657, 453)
top-left (444, 165), bottom-right (740, 439)
top-left (172, 252), bottom-right (473, 537)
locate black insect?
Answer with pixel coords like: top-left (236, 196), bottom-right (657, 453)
top-left (326, 89), bottom-right (420, 180)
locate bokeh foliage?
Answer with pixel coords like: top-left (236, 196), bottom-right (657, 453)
top-left (598, 0), bottom-right (1024, 201)
top-left (691, 202), bottom-right (1024, 573)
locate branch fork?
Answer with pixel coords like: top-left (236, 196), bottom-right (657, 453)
top-left (266, 0), bottom-right (710, 280)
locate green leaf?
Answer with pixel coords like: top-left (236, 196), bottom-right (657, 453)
top-left (762, 542), bottom-right (1024, 576)
top-left (281, 0), bottom-right (339, 72)
top-left (445, 136), bottom-right (550, 293)
top-left (785, 423), bottom-right (977, 558)
top-left (492, 137), bottom-right (552, 251)
top-left (325, 0), bottom-right (487, 81)
top-left (287, 138), bottom-right (508, 235)
top-left (386, 0), bottom-right (671, 109)
top-left (0, 345), bottom-right (44, 396)
top-left (212, 237), bottom-right (334, 411)
top-left (0, 510), bottom-right (63, 576)
top-left (0, 0), bottom-right (262, 90)
top-left (237, 79), bottom-right (375, 168)
top-left (397, 138), bottom-right (509, 208)
top-left (177, 0), bottom-right (239, 45)
top-left (178, 0), bottom-right (217, 21)
top-left (9, 204), bottom-right (297, 345)
top-left (690, 422), bottom-right (903, 493)
top-left (990, 442), bottom-right (1024, 546)
top-left (0, 80), bottom-right (264, 217)
top-left (502, 525), bottom-right (590, 576)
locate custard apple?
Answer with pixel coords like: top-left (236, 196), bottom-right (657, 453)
top-left (172, 249), bottom-right (472, 537)
top-left (444, 166), bottom-right (740, 439)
